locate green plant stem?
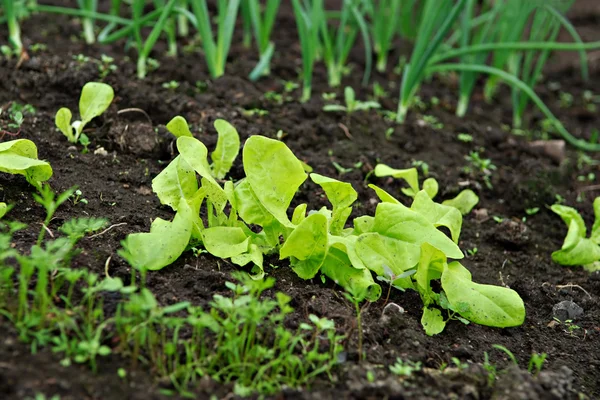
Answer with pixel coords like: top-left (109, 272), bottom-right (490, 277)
top-left (137, 0), bottom-right (178, 79)
top-left (31, 5), bottom-right (130, 25)
top-left (80, 0), bottom-right (97, 44)
top-left (99, 8), bottom-right (164, 44)
top-left (427, 63), bottom-right (600, 152)
top-left (430, 41), bottom-right (600, 65)
top-left (3, 0), bottom-right (23, 52)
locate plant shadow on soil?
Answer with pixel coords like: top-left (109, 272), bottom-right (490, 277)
top-left (1, 1), bottom-right (600, 399)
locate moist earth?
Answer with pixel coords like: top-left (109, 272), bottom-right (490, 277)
top-left (1, 1), bottom-right (599, 399)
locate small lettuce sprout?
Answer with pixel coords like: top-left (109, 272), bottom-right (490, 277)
top-left (0, 139), bottom-right (53, 189)
top-left (55, 82), bottom-right (114, 143)
top-left (551, 198), bottom-right (600, 271)
top-left (323, 87), bottom-right (381, 114)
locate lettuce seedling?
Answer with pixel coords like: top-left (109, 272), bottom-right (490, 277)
top-left (0, 139), bottom-right (53, 189)
top-left (55, 82), bottom-right (114, 143)
top-left (551, 198), bottom-right (600, 272)
top-left (323, 87), bottom-right (381, 114)
top-left (122, 119), bottom-right (524, 334)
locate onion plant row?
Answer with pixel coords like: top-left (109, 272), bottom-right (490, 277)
top-left (2, 0), bottom-right (600, 150)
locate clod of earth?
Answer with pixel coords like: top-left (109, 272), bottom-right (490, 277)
top-left (552, 300), bottom-right (584, 322)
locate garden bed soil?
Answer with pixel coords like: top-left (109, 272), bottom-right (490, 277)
top-left (1, 1), bottom-right (600, 399)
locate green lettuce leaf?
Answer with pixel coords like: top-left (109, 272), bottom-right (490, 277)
top-left (441, 261), bottom-right (525, 328)
top-left (320, 246), bottom-right (381, 302)
top-left (201, 227), bottom-right (250, 258)
top-left (310, 173), bottom-right (357, 234)
top-left (421, 306), bottom-right (446, 336)
top-left (166, 116), bottom-right (194, 138)
top-left (372, 202), bottom-right (463, 260)
top-left (411, 190), bottom-right (462, 243)
top-left (211, 119), bottom-right (240, 179)
top-left (152, 155), bottom-right (198, 211)
top-left (280, 213), bottom-right (328, 279)
top-left (0, 139), bottom-right (53, 188)
top-left (79, 82), bottom-right (114, 126)
top-left (374, 164), bottom-right (419, 194)
top-left (243, 136), bottom-right (307, 227)
top-left (551, 203), bottom-right (600, 266)
top-left (355, 232), bottom-right (419, 284)
top-left (442, 189), bottom-right (480, 215)
top-left (119, 198), bottom-right (193, 271)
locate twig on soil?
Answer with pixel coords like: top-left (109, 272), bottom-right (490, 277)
top-left (15, 49), bottom-right (30, 69)
top-left (104, 255), bottom-right (112, 278)
top-left (117, 108), bottom-right (153, 125)
top-left (498, 271), bottom-right (508, 287)
top-left (338, 123), bottom-right (353, 140)
top-left (88, 222), bottom-right (127, 239)
top-left (555, 283), bottom-right (593, 300)
top-left (0, 129), bottom-right (21, 141)
top-left (41, 223), bottom-right (54, 238)
top-left (579, 184), bottom-right (600, 193)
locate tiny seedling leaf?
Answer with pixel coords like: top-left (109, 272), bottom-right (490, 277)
top-left (55, 108), bottom-right (74, 141)
top-left (374, 164), bottom-right (419, 194)
top-left (421, 306), bottom-right (446, 336)
top-left (166, 116), bottom-right (194, 138)
top-left (442, 189), bottom-right (480, 215)
top-left (79, 82), bottom-right (115, 125)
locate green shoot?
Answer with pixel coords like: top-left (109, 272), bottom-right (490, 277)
top-left (528, 353), bottom-right (547, 375)
top-left (55, 82), bottom-right (114, 143)
top-left (246, 0), bottom-right (281, 81)
top-left (396, 0), bottom-right (468, 123)
top-left (190, 0), bottom-right (241, 78)
top-left (323, 87), bottom-right (380, 114)
top-left (132, 0), bottom-right (178, 79)
top-left (292, 0), bottom-right (323, 101)
top-left (78, 0), bottom-right (98, 44)
top-left (317, 0), bottom-right (371, 87)
top-left (2, 0), bottom-right (26, 61)
top-left (364, 0), bottom-right (400, 73)
top-left (33, 185), bottom-right (77, 245)
top-left (390, 358), bottom-right (422, 376)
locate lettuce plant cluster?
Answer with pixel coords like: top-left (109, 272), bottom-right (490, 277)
top-left (120, 118), bottom-right (525, 335)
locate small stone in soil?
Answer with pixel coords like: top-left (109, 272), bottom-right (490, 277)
top-left (552, 300), bottom-right (584, 322)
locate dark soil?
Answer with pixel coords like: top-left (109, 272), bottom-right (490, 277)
top-left (1, 1), bottom-right (600, 399)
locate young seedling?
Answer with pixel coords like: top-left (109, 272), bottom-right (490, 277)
top-left (528, 353), bottom-right (547, 375)
top-left (55, 82), bottom-right (114, 144)
top-left (464, 150), bottom-right (496, 189)
top-left (390, 358), bottom-right (422, 376)
top-left (98, 54), bottom-right (117, 79)
top-left (323, 87), bottom-right (380, 114)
